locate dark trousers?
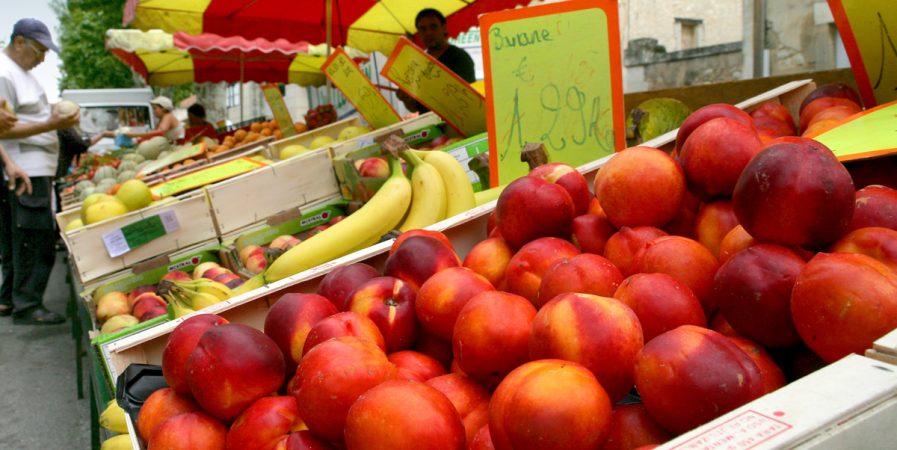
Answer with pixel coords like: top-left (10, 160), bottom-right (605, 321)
top-left (0, 176), bottom-right (57, 314)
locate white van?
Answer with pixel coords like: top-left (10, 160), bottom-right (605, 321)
top-left (60, 87), bottom-right (157, 153)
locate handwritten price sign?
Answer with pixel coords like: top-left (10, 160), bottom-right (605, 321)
top-left (323, 48), bottom-right (401, 129)
top-left (381, 38), bottom-right (486, 137)
top-left (481, 0), bottom-right (625, 186)
top-left (261, 84), bottom-right (298, 137)
top-left (829, 0), bottom-right (897, 106)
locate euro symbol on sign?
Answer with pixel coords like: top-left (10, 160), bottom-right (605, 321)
top-left (512, 57), bottom-right (534, 82)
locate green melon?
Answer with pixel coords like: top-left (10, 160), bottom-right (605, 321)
top-left (74, 180), bottom-right (95, 197)
top-left (121, 153), bottom-right (145, 164)
top-left (137, 136), bottom-right (169, 160)
top-left (116, 170), bottom-right (136, 183)
top-left (118, 161), bottom-right (138, 172)
top-left (92, 166), bottom-right (117, 183)
top-left (78, 187), bottom-right (97, 201)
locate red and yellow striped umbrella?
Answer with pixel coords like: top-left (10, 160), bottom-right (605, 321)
top-left (123, 0), bottom-right (531, 55)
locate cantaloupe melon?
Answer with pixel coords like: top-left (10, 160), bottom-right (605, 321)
top-left (118, 161), bottom-right (138, 172)
top-left (92, 166), bottom-right (117, 183)
top-left (116, 170), bottom-right (136, 183)
top-left (74, 180), bottom-right (95, 197)
top-left (137, 136), bottom-right (169, 160)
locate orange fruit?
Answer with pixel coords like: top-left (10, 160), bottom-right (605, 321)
top-left (233, 129), bottom-right (247, 142)
top-left (250, 122), bottom-right (262, 133)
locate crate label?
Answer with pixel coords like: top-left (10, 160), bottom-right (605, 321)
top-left (670, 410), bottom-right (792, 450)
top-left (168, 255), bottom-right (203, 273)
top-left (102, 210), bottom-right (180, 258)
top-left (151, 157), bottom-right (266, 197)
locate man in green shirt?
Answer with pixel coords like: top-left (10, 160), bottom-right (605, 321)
top-left (397, 8), bottom-right (476, 114)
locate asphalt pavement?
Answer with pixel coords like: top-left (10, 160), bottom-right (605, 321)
top-left (0, 250), bottom-right (92, 449)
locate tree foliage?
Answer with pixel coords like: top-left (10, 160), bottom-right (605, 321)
top-left (52, 0), bottom-right (137, 90)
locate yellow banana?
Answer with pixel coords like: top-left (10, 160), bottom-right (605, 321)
top-left (264, 156), bottom-right (411, 283)
top-left (99, 400), bottom-right (128, 434)
top-left (412, 150), bottom-right (476, 217)
top-left (398, 151), bottom-right (447, 231)
top-left (170, 298), bottom-right (197, 318)
top-left (232, 274), bottom-right (265, 296)
top-left (172, 279), bottom-right (232, 301)
top-left (101, 434), bottom-right (133, 450)
top-left (474, 184), bottom-right (507, 206)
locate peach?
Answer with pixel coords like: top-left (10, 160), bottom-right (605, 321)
top-left (267, 431), bottom-right (336, 450)
top-left (468, 425), bottom-right (495, 450)
top-left (729, 337), bottom-right (786, 394)
top-left (633, 235), bottom-right (721, 315)
top-left (358, 156), bottom-right (390, 178)
top-left (675, 103), bottom-right (754, 150)
top-left (602, 404), bottom-right (672, 450)
top-left (714, 244), bottom-right (806, 348)
top-left (316, 262), bottom-right (380, 311)
top-left (264, 293), bottom-right (338, 369)
top-left (269, 235), bottom-right (302, 251)
top-left (463, 237), bottom-right (513, 289)
top-left (679, 117), bottom-right (763, 199)
top-left (201, 266), bottom-right (232, 281)
top-left (302, 311), bottom-right (385, 354)
top-left (390, 229), bottom-right (454, 255)
top-left (504, 237), bottom-right (580, 305)
top-left (137, 387), bottom-right (199, 442)
top-left (128, 284), bottom-right (156, 306)
top-left (426, 374), bottom-right (491, 444)
top-left (292, 336), bottom-right (396, 442)
top-left (413, 331), bottom-right (454, 370)
top-left (148, 412), bottom-right (227, 450)
top-left (799, 83), bottom-right (862, 114)
top-left (603, 226), bottom-right (667, 276)
top-left (791, 252), bottom-right (897, 362)
top-left (213, 272), bottom-right (245, 289)
top-left (162, 314), bottom-right (229, 395)
top-left (415, 267), bottom-right (494, 341)
top-left (695, 200), bottom-right (740, 258)
top-left (830, 226), bottom-right (897, 273)
top-left (806, 104), bottom-right (858, 128)
top-left (139, 305), bottom-right (169, 322)
top-left (344, 380), bottom-right (465, 450)
top-left (129, 291), bottom-right (164, 312)
top-left (186, 323), bottom-right (286, 421)
top-left (594, 146), bottom-right (686, 228)
top-left (528, 162), bottom-right (592, 215)
top-left (733, 138), bottom-right (855, 248)
top-left (536, 253), bottom-right (623, 308)
top-left (245, 252), bottom-right (267, 274)
top-left (384, 235), bottom-right (461, 291)
top-left (226, 396), bottom-right (302, 450)
top-left (132, 294), bottom-right (167, 321)
top-left (570, 213), bottom-right (616, 255)
top-left (161, 270), bottom-right (192, 283)
top-left (490, 359), bottom-right (612, 450)
top-left (634, 325), bottom-right (766, 434)
top-left (496, 175), bottom-right (576, 248)
top-left (192, 261), bottom-right (221, 279)
top-left (799, 97), bottom-right (861, 133)
top-left (96, 291), bottom-right (130, 323)
top-left (529, 293), bottom-right (643, 401)
top-left (347, 276), bottom-right (418, 352)
top-left (750, 101), bottom-right (796, 133)
top-left (613, 273), bottom-right (706, 342)
top-left (388, 350), bottom-right (446, 382)
top-left (718, 225), bottom-right (756, 263)
top-left (754, 116), bottom-right (797, 143)
top-left (452, 291), bottom-right (537, 389)
top-left (849, 185), bottom-right (897, 231)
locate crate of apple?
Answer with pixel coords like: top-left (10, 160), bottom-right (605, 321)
top-left (237, 221), bottom-right (346, 276)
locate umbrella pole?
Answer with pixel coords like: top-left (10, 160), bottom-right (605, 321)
top-left (240, 54), bottom-right (245, 124)
top-left (325, 0), bottom-right (332, 105)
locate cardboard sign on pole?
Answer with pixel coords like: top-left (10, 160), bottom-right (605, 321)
top-left (480, 0), bottom-right (625, 186)
top-left (381, 38), bottom-right (486, 137)
top-left (828, 0), bottom-right (897, 106)
top-left (323, 48), bottom-right (401, 129)
top-left (261, 83), bottom-right (298, 137)
top-left (805, 99), bottom-right (897, 161)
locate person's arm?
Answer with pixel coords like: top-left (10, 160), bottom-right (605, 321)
top-left (0, 145), bottom-right (32, 196)
top-left (0, 79), bottom-right (79, 140)
top-left (0, 99), bottom-right (16, 133)
top-left (396, 89), bottom-right (422, 113)
top-left (126, 113), bottom-right (177, 139)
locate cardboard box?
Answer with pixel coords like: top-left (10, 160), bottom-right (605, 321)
top-left (57, 190), bottom-right (218, 284)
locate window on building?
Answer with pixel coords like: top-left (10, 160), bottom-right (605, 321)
top-left (675, 18), bottom-right (703, 50)
top-left (226, 83), bottom-right (241, 108)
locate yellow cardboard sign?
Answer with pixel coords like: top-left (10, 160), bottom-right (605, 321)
top-left (808, 99), bottom-right (897, 161)
top-left (480, 0), bottom-right (626, 186)
top-left (323, 48), bottom-right (401, 129)
top-left (151, 157), bottom-right (266, 198)
top-left (261, 84), bottom-right (298, 137)
top-left (828, 0), bottom-right (897, 106)
top-left (137, 142), bottom-right (206, 176)
top-left (381, 38), bottom-right (486, 137)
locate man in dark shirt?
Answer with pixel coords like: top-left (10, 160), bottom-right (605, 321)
top-left (397, 8), bottom-right (476, 113)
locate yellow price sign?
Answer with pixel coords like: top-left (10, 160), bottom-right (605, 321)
top-left (807, 99), bottom-right (897, 161)
top-left (261, 84), bottom-right (298, 137)
top-left (829, 0), bottom-right (897, 106)
top-left (381, 38), bottom-right (486, 137)
top-left (323, 48), bottom-right (401, 129)
top-left (480, 0), bottom-right (626, 187)
top-left (151, 157), bottom-right (266, 198)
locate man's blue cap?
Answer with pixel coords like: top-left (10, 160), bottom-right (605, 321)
top-left (12, 18), bottom-right (59, 53)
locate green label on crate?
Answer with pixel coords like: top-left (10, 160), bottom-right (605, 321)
top-left (102, 210), bottom-right (180, 257)
top-left (151, 157), bottom-right (266, 198)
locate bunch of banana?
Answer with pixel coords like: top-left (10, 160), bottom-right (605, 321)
top-left (398, 150), bottom-right (446, 231)
top-left (237, 155), bottom-right (412, 288)
top-left (410, 149), bottom-right (476, 217)
top-left (101, 434), bottom-right (133, 450)
top-left (99, 400), bottom-right (128, 434)
top-left (158, 278), bottom-right (232, 317)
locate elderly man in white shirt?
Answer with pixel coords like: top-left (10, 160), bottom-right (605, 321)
top-left (0, 18), bottom-right (78, 325)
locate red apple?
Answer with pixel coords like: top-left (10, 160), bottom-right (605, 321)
top-left (415, 266), bottom-right (494, 341)
top-left (571, 213), bottom-right (616, 255)
top-left (602, 403), bottom-right (672, 450)
top-left (161, 270), bottom-right (192, 283)
top-left (830, 226), bottom-right (897, 273)
top-left (264, 293), bottom-right (338, 370)
top-left (426, 374), bottom-right (491, 445)
top-left (694, 200), bottom-right (740, 258)
top-left (603, 226), bottom-right (667, 276)
top-left (347, 276), bottom-right (418, 352)
top-left (302, 311), bottom-right (385, 354)
top-left (358, 156), bottom-right (390, 178)
top-left (504, 237), bottom-right (580, 305)
top-left (384, 235), bottom-right (461, 291)
top-left (132, 294), bottom-right (167, 321)
top-left (613, 273), bottom-right (706, 342)
top-left (162, 314), bottom-right (229, 395)
top-left (750, 101), bottom-right (796, 133)
top-left (267, 431), bottom-right (336, 450)
top-left (799, 83), bottom-right (862, 114)
top-left (679, 117), bottom-right (763, 199)
top-left (496, 175), bottom-right (576, 248)
top-left (226, 396), bottom-right (302, 450)
top-left (848, 185), bottom-right (897, 231)
top-left (633, 235), bottom-right (721, 315)
top-left (675, 103), bottom-right (754, 150)
top-left (462, 237), bottom-right (513, 290)
top-left (528, 162), bottom-right (592, 215)
top-left (799, 97), bottom-right (861, 133)
top-left (316, 262), bottom-right (380, 311)
top-left (388, 350), bottom-right (446, 382)
top-left (390, 229), bottom-right (454, 255)
top-left (536, 253), bottom-right (623, 308)
top-left (147, 412), bottom-right (226, 450)
top-left (137, 387), bottom-right (200, 442)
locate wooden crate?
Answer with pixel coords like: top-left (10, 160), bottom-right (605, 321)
top-left (204, 147), bottom-right (341, 236)
top-left (329, 112), bottom-right (445, 160)
top-left (57, 190), bottom-right (218, 284)
top-left (866, 329), bottom-right (897, 366)
top-left (140, 140), bottom-right (269, 186)
top-left (267, 116), bottom-right (364, 160)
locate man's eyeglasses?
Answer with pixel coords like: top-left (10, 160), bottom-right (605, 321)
top-left (26, 40), bottom-right (47, 57)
